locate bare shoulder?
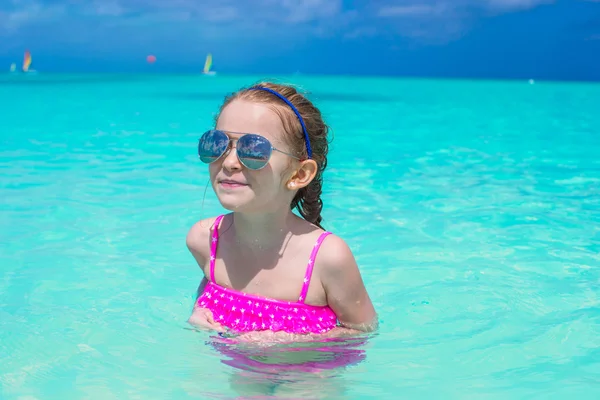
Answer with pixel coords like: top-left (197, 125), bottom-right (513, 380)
top-left (315, 233), bottom-right (358, 274)
top-left (315, 232), bottom-right (377, 330)
top-left (186, 215), bottom-right (221, 267)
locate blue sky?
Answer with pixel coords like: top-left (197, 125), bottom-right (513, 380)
top-left (1, 0), bottom-right (599, 80)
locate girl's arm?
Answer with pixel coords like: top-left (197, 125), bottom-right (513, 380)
top-left (318, 235), bottom-right (378, 332)
top-left (195, 277), bottom-right (209, 301)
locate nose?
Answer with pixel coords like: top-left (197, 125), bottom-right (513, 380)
top-left (221, 142), bottom-right (242, 172)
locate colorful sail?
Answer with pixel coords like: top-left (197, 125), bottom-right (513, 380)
top-left (22, 50), bottom-right (31, 72)
top-left (203, 53), bottom-right (212, 74)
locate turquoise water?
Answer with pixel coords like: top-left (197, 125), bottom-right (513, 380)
top-left (1, 74), bottom-right (600, 399)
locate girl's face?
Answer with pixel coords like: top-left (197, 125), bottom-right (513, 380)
top-left (210, 100), bottom-right (299, 213)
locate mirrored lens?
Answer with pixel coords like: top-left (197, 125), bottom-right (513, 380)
top-left (236, 134), bottom-right (273, 170)
top-left (198, 130), bottom-right (229, 164)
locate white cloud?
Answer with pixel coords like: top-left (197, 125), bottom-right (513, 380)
top-left (198, 6), bottom-right (240, 22)
top-left (377, 0), bottom-right (554, 17)
top-left (484, 0), bottom-right (553, 10)
top-left (276, 0), bottom-right (343, 23)
top-left (0, 1), bottom-right (66, 34)
top-left (378, 4), bottom-right (447, 17)
top-left (1, 0), bottom-right (346, 29)
top-left (89, 1), bottom-right (127, 17)
top-left (343, 26), bottom-right (379, 39)
top-left (0, 0), bottom-right (558, 43)
top-left (0, 0), bottom-right (349, 42)
top-left (371, 0), bottom-right (554, 43)
top-left (84, 0), bottom-right (344, 24)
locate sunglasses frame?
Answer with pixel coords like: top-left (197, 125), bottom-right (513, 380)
top-left (198, 129), bottom-right (302, 170)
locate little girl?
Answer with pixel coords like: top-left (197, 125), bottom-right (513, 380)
top-left (186, 82), bottom-right (377, 339)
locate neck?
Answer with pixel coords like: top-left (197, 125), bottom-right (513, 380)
top-left (231, 208), bottom-right (297, 249)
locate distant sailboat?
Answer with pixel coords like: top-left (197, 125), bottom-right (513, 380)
top-left (9, 63), bottom-right (16, 73)
top-left (202, 53), bottom-right (216, 76)
top-left (21, 50), bottom-right (37, 74)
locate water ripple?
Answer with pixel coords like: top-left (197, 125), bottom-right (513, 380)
top-left (2, 76), bottom-right (600, 399)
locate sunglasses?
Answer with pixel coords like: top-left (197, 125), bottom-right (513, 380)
top-left (197, 129), bottom-right (301, 170)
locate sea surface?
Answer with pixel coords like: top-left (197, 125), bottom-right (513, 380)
top-left (1, 73), bottom-right (600, 399)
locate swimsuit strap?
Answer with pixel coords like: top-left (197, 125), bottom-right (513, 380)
top-left (209, 215), bottom-right (225, 283)
top-left (298, 231), bottom-right (332, 303)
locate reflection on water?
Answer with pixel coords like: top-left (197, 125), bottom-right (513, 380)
top-left (207, 333), bottom-right (369, 397)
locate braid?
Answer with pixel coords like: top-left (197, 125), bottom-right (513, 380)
top-left (290, 153), bottom-right (327, 229)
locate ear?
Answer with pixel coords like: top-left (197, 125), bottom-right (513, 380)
top-left (286, 160), bottom-right (318, 190)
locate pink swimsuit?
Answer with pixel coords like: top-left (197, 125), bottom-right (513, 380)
top-left (196, 215), bottom-right (338, 334)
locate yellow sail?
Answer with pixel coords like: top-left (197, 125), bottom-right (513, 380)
top-left (22, 50), bottom-right (31, 72)
top-left (203, 53), bottom-right (212, 74)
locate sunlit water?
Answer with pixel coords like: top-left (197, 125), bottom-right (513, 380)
top-left (1, 74), bottom-right (600, 399)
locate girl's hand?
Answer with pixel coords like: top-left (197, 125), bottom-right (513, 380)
top-left (188, 307), bottom-right (225, 332)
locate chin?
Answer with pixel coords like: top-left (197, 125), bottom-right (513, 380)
top-left (215, 192), bottom-right (255, 212)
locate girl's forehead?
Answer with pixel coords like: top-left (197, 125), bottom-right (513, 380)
top-left (216, 100), bottom-right (285, 142)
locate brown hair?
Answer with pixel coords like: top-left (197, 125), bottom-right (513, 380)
top-left (215, 82), bottom-right (330, 229)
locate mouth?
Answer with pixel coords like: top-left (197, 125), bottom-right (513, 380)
top-left (218, 179), bottom-right (249, 188)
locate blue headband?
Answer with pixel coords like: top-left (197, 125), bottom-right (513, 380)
top-left (248, 86), bottom-right (313, 159)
